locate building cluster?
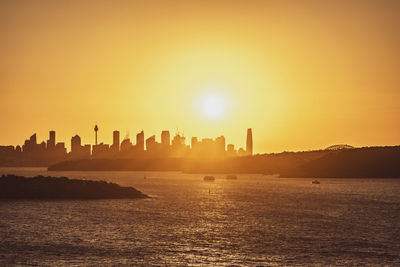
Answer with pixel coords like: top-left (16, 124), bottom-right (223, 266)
top-left (0, 126), bottom-right (253, 165)
top-left (0, 131), bottom-right (67, 165)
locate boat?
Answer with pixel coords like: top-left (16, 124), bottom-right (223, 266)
top-left (203, 175), bottom-right (215, 181)
top-left (312, 180), bottom-right (320, 184)
top-left (226, 174), bottom-right (238, 180)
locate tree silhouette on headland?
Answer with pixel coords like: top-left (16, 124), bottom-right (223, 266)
top-left (0, 175), bottom-right (148, 199)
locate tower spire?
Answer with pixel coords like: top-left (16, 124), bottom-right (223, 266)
top-left (94, 125), bottom-right (98, 145)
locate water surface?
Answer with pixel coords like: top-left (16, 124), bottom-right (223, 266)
top-left (1, 167), bottom-right (399, 266)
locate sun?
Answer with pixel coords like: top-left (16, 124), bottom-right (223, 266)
top-left (202, 94), bottom-right (226, 118)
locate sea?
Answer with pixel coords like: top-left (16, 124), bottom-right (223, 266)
top-left (0, 167), bottom-right (399, 266)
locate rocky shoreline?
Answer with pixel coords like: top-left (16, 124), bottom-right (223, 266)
top-left (0, 175), bottom-right (148, 199)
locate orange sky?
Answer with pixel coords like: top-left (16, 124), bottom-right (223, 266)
top-left (1, 0), bottom-right (399, 153)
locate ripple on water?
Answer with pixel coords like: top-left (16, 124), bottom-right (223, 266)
top-left (0, 168), bottom-right (400, 265)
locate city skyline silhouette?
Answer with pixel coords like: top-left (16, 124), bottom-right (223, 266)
top-left (0, 126), bottom-right (255, 166)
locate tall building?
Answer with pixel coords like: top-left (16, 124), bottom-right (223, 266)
top-left (191, 137), bottom-right (198, 150)
top-left (47, 130), bottom-right (56, 149)
top-left (82, 144), bottom-right (91, 157)
top-left (161, 130), bottom-right (170, 147)
top-left (56, 142), bottom-right (67, 154)
top-left (120, 138), bottom-right (132, 152)
top-left (71, 135), bottom-right (82, 154)
top-left (22, 133), bottom-right (38, 153)
top-left (215, 136), bottom-right (226, 153)
top-left (172, 134), bottom-right (185, 146)
top-left (92, 143), bottom-right (109, 156)
top-left (246, 128), bottom-right (253, 155)
top-left (39, 141), bottom-right (46, 151)
top-left (30, 134), bottom-right (37, 145)
top-left (146, 135), bottom-right (156, 152)
top-left (136, 131), bottom-right (144, 151)
top-left (171, 134), bottom-right (187, 157)
top-left (227, 144), bottom-right (235, 156)
top-left (113, 130), bottom-right (120, 152)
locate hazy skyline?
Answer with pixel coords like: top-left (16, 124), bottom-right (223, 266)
top-left (1, 0), bottom-right (399, 153)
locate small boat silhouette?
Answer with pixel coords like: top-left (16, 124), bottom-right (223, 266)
top-left (203, 175), bottom-right (215, 181)
top-left (312, 180), bottom-right (320, 184)
top-left (226, 174), bottom-right (238, 180)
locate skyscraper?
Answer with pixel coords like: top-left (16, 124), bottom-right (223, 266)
top-left (215, 136), bottom-right (226, 153)
top-left (161, 130), bottom-right (170, 147)
top-left (47, 130), bottom-right (56, 149)
top-left (191, 137), bottom-right (198, 150)
top-left (113, 130), bottom-right (120, 152)
top-left (120, 138), bottom-right (132, 152)
top-left (146, 135), bottom-right (156, 152)
top-left (136, 131), bottom-right (144, 151)
top-left (71, 135), bottom-right (82, 154)
top-left (227, 144), bottom-right (235, 156)
top-left (30, 133), bottom-right (37, 145)
top-left (246, 128), bottom-right (253, 155)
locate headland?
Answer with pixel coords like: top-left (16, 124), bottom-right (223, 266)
top-left (0, 175), bottom-right (148, 199)
top-left (48, 146), bottom-right (400, 178)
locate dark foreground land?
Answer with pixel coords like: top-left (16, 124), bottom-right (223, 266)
top-left (0, 175), bottom-right (148, 199)
top-left (49, 146), bottom-right (400, 178)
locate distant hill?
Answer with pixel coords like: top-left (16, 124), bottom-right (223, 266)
top-left (48, 145), bottom-right (400, 178)
top-left (0, 175), bottom-right (148, 199)
top-left (325, 144), bottom-right (355, 150)
top-left (281, 146), bottom-right (400, 178)
top-left (48, 151), bottom-right (330, 174)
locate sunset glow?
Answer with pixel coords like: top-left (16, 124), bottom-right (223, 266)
top-left (0, 1), bottom-right (399, 153)
top-left (201, 94), bottom-right (226, 118)
top-left (1, 2), bottom-right (400, 266)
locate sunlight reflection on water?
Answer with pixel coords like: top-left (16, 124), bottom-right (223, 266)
top-left (0, 168), bottom-right (400, 266)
